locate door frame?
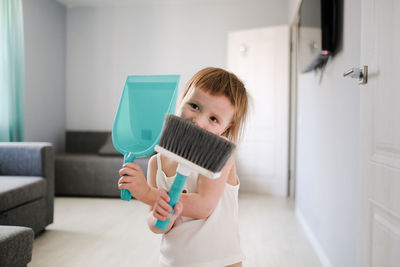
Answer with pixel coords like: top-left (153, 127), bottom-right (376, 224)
top-left (288, 1), bottom-right (301, 199)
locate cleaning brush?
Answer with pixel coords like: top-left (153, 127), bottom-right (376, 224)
top-left (154, 114), bottom-right (236, 230)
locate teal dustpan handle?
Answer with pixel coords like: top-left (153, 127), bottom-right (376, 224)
top-left (154, 172), bottom-right (188, 230)
top-left (121, 152), bottom-right (136, 201)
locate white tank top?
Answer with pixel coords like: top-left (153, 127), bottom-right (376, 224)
top-left (155, 154), bottom-right (245, 267)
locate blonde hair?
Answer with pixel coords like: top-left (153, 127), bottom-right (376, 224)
top-left (179, 67), bottom-right (248, 143)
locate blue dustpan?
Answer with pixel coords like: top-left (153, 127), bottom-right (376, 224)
top-left (112, 75), bottom-right (179, 201)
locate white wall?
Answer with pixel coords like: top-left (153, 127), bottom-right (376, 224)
top-left (23, 0), bottom-right (66, 152)
top-left (295, 1), bottom-right (360, 267)
top-left (65, 0), bottom-right (288, 130)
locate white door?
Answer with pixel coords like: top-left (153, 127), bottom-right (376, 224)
top-left (227, 26), bottom-right (290, 196)
top-left (359, 0), bottom-right (400, 266)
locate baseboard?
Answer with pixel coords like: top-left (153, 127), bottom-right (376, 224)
top-left (296, 208), bottom-right (334, 267)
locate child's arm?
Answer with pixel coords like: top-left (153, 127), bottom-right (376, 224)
top-left (119, 153), bottom-right (235, 220)
top-left (147, 190), bottom-right (183, 234)
top-left (180, 155), bottom-right (235, 219)
top-left (146, 155), bottom-right (183, 233)
top-left (152, 155), bottom-right (235, 220)
top-left (118, 155), bottom-right (183, 233)
top-left (118, 159), bottom-right (159, 205)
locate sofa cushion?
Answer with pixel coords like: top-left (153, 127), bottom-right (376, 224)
top-left (66, 131), bottom-right (109, 154)
top-left (98, 135), bottom-right (121, 156)
top-left (0, 198), bottom-right (47, 234)
top-left (0, 226), bottom-right (34, 267)
top-left (55, 154), bottom-right (122, 196)
top-left (0, 176), bottom-right (47, 211)
top-left (55, 154), bottom-right (149, 196)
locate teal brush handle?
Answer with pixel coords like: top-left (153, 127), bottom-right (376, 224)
top-left (154, 172), bottom-right (188, 230)
top-left (121, 153), bottom-right (136, 201)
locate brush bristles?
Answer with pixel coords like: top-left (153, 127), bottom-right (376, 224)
top-left (158, 114), bottom-right (236, 173)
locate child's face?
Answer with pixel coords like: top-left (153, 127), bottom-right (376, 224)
top-left (177, 87), bottom-right (234, 136)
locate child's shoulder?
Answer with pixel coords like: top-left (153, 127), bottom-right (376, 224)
top-left (148, 153), bottom-right (158, 167)
top-left (148, 153), bottom-right (175, 171)
top-left (227, 160), bottom-right (239, 186)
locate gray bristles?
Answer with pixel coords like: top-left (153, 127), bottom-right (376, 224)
top-left (158, 114), bottom-right (236, 173)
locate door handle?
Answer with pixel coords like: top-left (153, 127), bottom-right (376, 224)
top-left (343, 65), bottom-right (368, 84)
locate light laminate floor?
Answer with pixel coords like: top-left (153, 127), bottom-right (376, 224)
top-left (29, 193), bottom-right (322, 267)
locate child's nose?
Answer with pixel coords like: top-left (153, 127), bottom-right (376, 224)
top-left (191, 116), bottom-right (206, 129)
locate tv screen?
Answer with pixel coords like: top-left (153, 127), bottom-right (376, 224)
top-left (299, 0), bottom-right (339, 73)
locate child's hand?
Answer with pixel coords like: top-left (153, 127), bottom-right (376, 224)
top-left (118, 163), bottom-right (149, 201)
top-left (151, 188), bottom-right (183, 232)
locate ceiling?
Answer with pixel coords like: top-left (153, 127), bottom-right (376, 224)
top-left (56, 0), bottom-right (245, 8)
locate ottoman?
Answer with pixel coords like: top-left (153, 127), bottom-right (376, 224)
top-left (0, 226), bottom-right (34, 267)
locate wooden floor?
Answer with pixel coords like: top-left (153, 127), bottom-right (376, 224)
top-left (29, 193), bottom-right (322, 267)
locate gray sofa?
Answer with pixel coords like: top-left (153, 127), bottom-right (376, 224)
top-left (0, 225), bottom-right (34, 267)
top-left (55, 131), bottom-right (149, 197)
top-left (0, 142), bottom-right (54, 235)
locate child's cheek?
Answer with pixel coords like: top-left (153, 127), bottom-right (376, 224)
top-left (175, 107), bottom-right (184, 117)
top-left (177, 107), bottom-right (191, 120)
top-left (207, 127), bottom-right (223, 137)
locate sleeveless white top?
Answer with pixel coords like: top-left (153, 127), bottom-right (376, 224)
top-left (155, 154), bottom-right (245, 267)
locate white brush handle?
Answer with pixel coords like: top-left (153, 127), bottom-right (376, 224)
top-left (177, 164), bottom-right (191, 176)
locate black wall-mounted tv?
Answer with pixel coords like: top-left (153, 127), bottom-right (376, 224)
top-left (299, 0), bottom-right (340, 73)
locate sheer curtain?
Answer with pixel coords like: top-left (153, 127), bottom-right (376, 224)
top-left (0, 0), bottom-right (24, 141)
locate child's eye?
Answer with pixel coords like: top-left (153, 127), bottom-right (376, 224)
top-left (189, 103), bottom-right (199, 110)
top-left (210, 116), bottom-right (218, 123)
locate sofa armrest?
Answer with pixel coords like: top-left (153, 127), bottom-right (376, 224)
top-left (0, 142), bottom-right (54, 224)
top-left (0, 142), bottom-right (53, 176)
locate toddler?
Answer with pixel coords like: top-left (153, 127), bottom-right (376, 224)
top-left (118, 67), bottom-right (249, 267)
